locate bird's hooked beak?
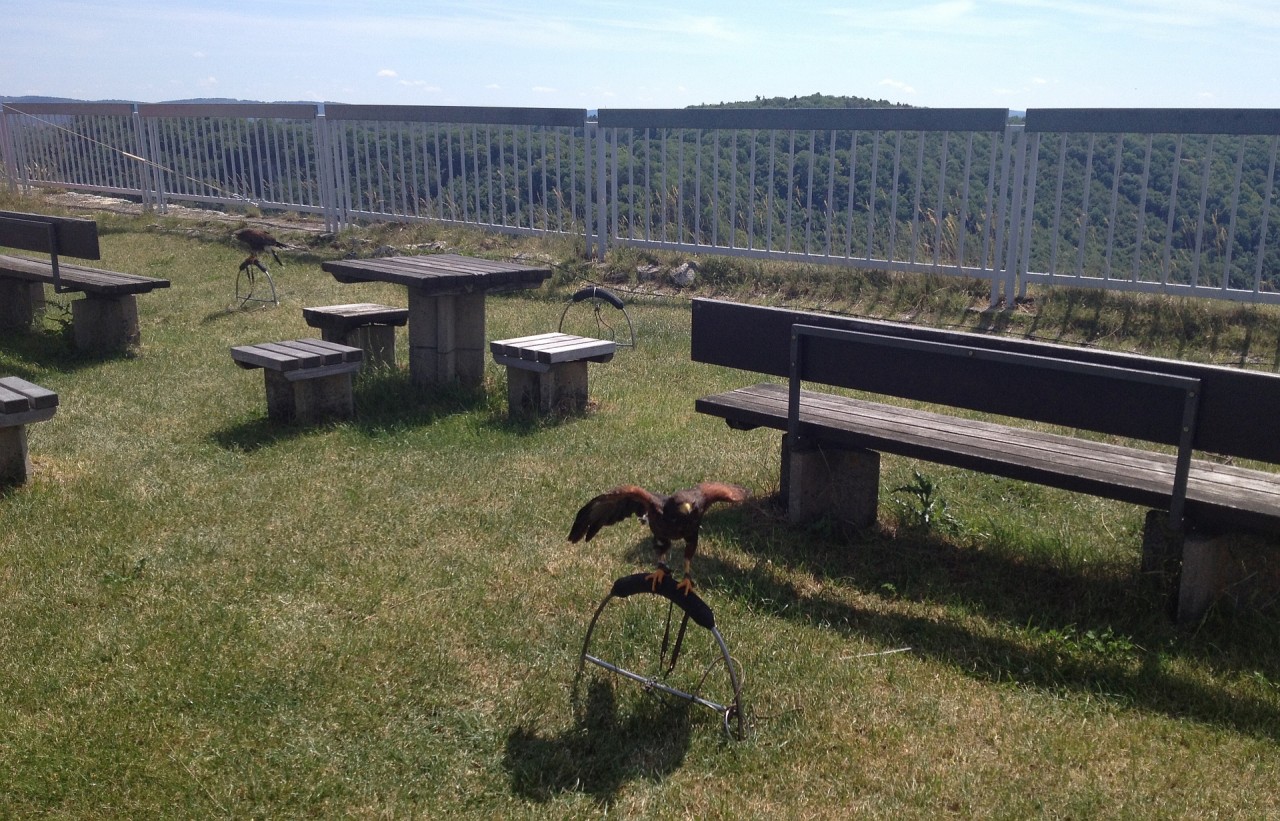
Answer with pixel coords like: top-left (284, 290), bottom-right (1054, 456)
top-left (678, 501), bottom-right (694, 515)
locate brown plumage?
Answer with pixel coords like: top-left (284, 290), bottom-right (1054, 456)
top-left (569, 482), bottom-right (750, 595)
top-left (234, 228), bottom-right (286, 272)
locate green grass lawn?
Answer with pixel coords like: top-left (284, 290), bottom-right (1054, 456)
top-left (1, 198), bottom-right (1278, 818)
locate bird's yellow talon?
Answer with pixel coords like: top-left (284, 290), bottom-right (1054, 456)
top-left (645, 567), bottom-right (667, 591)
top-left (676, 577), bottom-right (695, 596)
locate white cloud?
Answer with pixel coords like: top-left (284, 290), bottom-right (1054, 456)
top-left (377, 69), bottom-right (398, 78)
top-left (880, 78), bottom-right (917, 95)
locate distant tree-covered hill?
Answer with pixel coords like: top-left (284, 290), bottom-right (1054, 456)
top-left (690, 92), bottom-right (911, 110)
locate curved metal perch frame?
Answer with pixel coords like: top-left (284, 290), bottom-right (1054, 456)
top-left (559, 286), bottom-right (635, 349)
top-left (574, 572), bottom-right (746, 740)
top-left (235, 266), bottom-right (278, 307)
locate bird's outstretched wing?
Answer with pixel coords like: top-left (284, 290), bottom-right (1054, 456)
top-left (692, 481), bottom-right (750, 508)
top-left (568, 485), bottom-right (663, 543)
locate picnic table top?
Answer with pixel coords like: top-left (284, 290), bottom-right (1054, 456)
top-left (320, 253), bottom-right (551, 294)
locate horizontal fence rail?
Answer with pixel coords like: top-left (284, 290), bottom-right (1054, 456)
top-left (5, 101), bottom-right (1280, 305)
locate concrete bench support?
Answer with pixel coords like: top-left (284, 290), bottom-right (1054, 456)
top-left (0, 376), bottom-right (59, 485)
top-left (302, 303), bottom-right (408, 369)
top-left (231, 338), bottom-right (363, 424)
top-left (781, 434), bottom-right (881, 527)
top-left (0, 280), bottom-right (44, 332)
top-left (72, 293), bottom-right (141, 353)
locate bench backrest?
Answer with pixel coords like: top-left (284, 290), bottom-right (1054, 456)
top-left (0, 211), bottom-right (101, 260)
top-left (691, 298), bottom-right (1280, 465)
top-left (788, 323), bottom-right (1200, 448)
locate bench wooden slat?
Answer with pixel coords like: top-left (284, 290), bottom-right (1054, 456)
top-left (302, 303), bottom-right (409, 332)
top-left (265, 339), bottom-right (343, 366)
top-left (280, 360), bottom-right (363, 382)
top-left (231, 338), bottom-right (364, 372)
top-left (697, 382), bottom-right (1280, 532)
top-left (0, 376), bottom-right (59, 413)
top-left (490, 332), bottom-right (616, 365)
top-left (231, 344), bottom-right (306, 371)
top-left (0, 210), bottom-right (101, 259)
top-left (0, 383), bottom-right (32, 414)
top-left (284, 337), bottom-right (365, 363)
top-left (0, 253), bottom-right (170, 295)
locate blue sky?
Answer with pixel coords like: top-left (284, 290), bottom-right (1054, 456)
top-left (6, 0), bottom-right (1280, 110)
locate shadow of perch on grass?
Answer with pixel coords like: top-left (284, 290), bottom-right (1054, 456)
top-left (503, 678), bottom-right (692, 808)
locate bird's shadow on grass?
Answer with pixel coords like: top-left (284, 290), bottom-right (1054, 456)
top-left (696, 499), bottom-right (1280, 744)
top-left (504, 678), bottom-right (693, 808)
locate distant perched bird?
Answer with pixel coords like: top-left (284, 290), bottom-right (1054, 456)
top-left (569, 482), bottom-right (750, 595)
top-left (234, 228), bottom-right (287, 274)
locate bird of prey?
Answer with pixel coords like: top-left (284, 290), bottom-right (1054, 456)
top-left (234, 228), bottom-right (287, 274)
top-left (569, 482), bottom-right (750, 595)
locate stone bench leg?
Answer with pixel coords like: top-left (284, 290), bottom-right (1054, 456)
top-left (0, 424), bottom-right (33, 485)
top-left (408, 290), bottom-right (485, 388)
top-left (781, 434), bottom-right (881, 527)
top-left (263, 370), bottom-right (355, 424)
top-left (1170, 527), bottom-right (1279, 624)
top-left (72, 294), bottom-right (140, 353)
top-left (319, 324), bottom-right (397, 369)
top-left (506, 362), bottom-right (590, 416)
top-left (0, 280), bottom-right (44, 332)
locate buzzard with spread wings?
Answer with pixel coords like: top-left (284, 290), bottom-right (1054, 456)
top-left (568, 482), bottom-right (750, 595)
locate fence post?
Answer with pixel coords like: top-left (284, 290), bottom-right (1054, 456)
top-left (591, 120), bottom-right (608, 260)
top-left (132, 106), bottom-right (163, 213)
top-left (1001, 124), bottom-right (1029, 307)
top-left (0, 106), bottom-right (16, 194)
top-left (315, 106), bottom-right (339, 233)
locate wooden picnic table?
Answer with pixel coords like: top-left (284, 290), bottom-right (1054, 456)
top-left (320, 254), bottom-right (551, 388)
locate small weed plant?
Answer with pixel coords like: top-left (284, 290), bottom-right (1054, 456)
top-left (892, 469), bottom-right (961, 534)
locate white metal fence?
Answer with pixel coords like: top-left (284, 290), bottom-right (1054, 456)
top-left (1017, 109), bottom-right (1280, 305)
top-left (596, 107), bottom-right (1016, 299)
top-left (5, 101), bottom-right (1280, 305)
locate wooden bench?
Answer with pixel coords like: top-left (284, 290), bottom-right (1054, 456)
top-left (690, 298), bottom-right (1280, 622)
top-left (490, 332), bottom-right (616, 415)
top-left (0, 211), bottom-right (170, 353)
top-left (302, 303), bottom-right (409, 368)
top-left (0, 376), bottom-right (59, 485)
top-left (230, 338), bottom-right (363, 424)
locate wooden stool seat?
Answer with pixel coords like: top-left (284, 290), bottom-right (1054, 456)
top-left (490, 332), bottom-right (616, 415)
top-left (231, 338), bottom-right (363, 423)
top-left (302, 303), bottom-right (409, 368)
top-left (0, 376), bottom-right (59, 485)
